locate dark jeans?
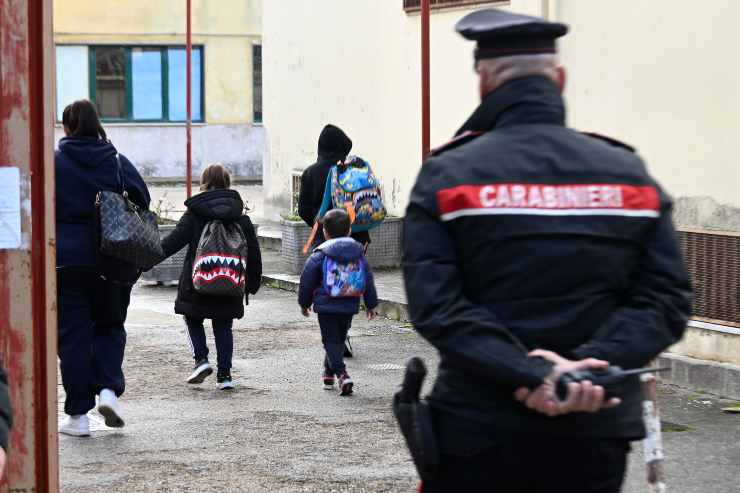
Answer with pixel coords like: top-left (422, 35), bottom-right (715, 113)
top-left (57, 267), bottom-right (130, 416)
top-left (318, 313), bottom-right (352, 376)
top-left (422, 435), bottom-right (630, 493)
top-left (185, 317), bottom-right (233, 374)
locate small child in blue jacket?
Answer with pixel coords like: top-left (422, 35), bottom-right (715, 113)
top-left (299, 209), bottom-right (378, 396)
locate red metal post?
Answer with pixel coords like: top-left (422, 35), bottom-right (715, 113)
top-left (186, 0), bottom-right (193, 197)
top-left (0, 0), bottom-right (58, 491)
top-left (421, 0), bottom-right (431, 160)
top-left (28, 0), bottom-right (55, 491)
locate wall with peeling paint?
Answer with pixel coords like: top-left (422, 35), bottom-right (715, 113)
top-left (1, 0), bottom-right (58, 490)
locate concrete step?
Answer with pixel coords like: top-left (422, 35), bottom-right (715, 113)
top-left (256, 221), bottom-right (281, 251)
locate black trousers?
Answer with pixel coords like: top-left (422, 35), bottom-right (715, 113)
top-left (184, 317), bottom-right (233, 374)
top-left (57, 267), bottom-right (131, 416)
top-left (318, 313), bottom-right (352, 376)
top-left (423, 435), bottom-right (629, 493)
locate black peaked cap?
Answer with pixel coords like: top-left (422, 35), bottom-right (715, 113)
top-left (455, 8), bottom-right (568, 60)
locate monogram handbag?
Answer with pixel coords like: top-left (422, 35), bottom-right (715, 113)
top-left (95, 154), bottom-right (163, 268)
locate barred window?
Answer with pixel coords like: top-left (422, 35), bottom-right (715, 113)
top-left (253, 44), bottom-right (262, 124)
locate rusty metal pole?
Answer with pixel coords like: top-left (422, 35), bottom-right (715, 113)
top-left (0, 0), bottom-right (59, 492)
top-left (186, 0), bottom-right (193, 197)
top-left (421, 0), bottom-right (431, 161)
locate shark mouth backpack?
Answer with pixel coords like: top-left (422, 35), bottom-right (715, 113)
top-left (192, 220), bottom-right (248, 297)
top-left (326, 156), bottom-right (387, 232)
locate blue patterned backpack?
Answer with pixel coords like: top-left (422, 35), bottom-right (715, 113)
top-left (322, 256), bottom-right (367, 298)
top-left (318, 156), bottom-right (387, 233)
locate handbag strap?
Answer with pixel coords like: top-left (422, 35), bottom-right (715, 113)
top-left (115, 153), bottom-right (128, 197)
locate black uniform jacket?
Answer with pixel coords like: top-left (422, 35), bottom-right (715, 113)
top-left (161, 189), bottom-right (262, 320)
top-left (402, 76), bottom-right (692, 442)
top-left (0, 365), bottom-right (12, 451)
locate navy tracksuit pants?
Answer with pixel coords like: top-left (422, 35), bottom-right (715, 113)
top-left (57, 267), bottom-right (130, 416)
top-left (318, 313), bottom-right (352, 376)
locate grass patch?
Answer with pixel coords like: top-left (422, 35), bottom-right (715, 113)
top-left (661, 421), bottom-right (694, 432)
top-left (721, 403), bottom-right (740, 413)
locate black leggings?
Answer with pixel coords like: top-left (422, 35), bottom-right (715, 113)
top-left (184, 317), bottom-right (234, 374)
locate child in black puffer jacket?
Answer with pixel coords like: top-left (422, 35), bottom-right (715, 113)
top-left (161, 164), bottom-right (262, 390)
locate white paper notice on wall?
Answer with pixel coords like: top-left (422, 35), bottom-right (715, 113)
top-left (0, 167), bottom-right (22, 249)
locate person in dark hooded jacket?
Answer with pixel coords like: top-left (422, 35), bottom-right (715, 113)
top-left (161, 164), bottom-right (262, 390)
top-left (298, 124), bottom-right (371, 247)
top-left (298, 209), bottom-right (378, 396)
top-left (55, 99), bottom-right (151, 437)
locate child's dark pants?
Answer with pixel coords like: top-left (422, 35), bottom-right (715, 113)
top-left (318, 313), bottom-right (353, 376)
top-left (185, 317), bottom-right (234, 374)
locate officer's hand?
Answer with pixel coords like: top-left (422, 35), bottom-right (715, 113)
top-left (513, 349), bottom-right (621, 417)
top-left (301, 307), bottom-right (311, 317)
top-left (367, 309), bottom-right (377, 321)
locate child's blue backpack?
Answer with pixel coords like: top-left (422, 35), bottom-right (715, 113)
top-left (318, 156), bottom-right (387, 233)
top-left (323, 256), bottom-right (367, 298)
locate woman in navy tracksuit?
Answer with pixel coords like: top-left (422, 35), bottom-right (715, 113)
top-left (55, 100), bottom-right (151, 437)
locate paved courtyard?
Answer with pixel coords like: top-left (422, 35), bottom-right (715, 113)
top-left (58, 284), bottom-right (740, 492)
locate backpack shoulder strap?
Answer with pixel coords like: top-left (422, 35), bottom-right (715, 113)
top-left (317, 167), bottom-right (335, 220)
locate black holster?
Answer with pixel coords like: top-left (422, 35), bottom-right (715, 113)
top-left (392, 357), bottom-right (439, 482)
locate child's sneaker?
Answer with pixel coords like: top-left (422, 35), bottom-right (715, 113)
top-left (322, 370), bottom-right (335, 390)
top-left (217, 372), bottom-right (235, 390)
top-left (338, 371), bottom-right (354, 396)
top-left (187, 358), bottom-right (213, 384)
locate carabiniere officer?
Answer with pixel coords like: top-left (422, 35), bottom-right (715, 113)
top-left (402, 8), bottom-right (692, 493)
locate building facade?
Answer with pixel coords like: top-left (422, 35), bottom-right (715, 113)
top-left (54, 0), bottom-right (263, 180)
top-left (263, 0), bottom-right (740, 366)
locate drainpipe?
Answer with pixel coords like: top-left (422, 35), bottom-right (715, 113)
top-left (542, 0), bottom-right (551, 20)
top-left (421, 0), bottom-right (431, 161)
top-left (186, 0), bottom-right (193, 197)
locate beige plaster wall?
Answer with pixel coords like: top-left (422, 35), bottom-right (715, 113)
top-left (263, 0), bottom-right (543, 217)
top-left (556, 0), bottom-right (740, 211)
top-left (53, 0), bottom-right (262, 125)
top-left (669, 327), bottom-right (740, 365)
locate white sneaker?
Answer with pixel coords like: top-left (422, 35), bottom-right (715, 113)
top-left (60, 414), bottom-right (90, 437)
top-left (98, 389), bottom-right (125, 428)
top-left (187, 359), bottom-right (213, 384)
top-left (218, 379), bottom-right (235, 391)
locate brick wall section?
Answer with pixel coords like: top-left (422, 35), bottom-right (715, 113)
top-left (281, 220), bottom-right (313, 275)
top-left (142, 224), bottom-right (188, 283)
top-left (280, 218), bottom-right (403, 274)
top-left (366, 218), bottom-right (403, 269)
